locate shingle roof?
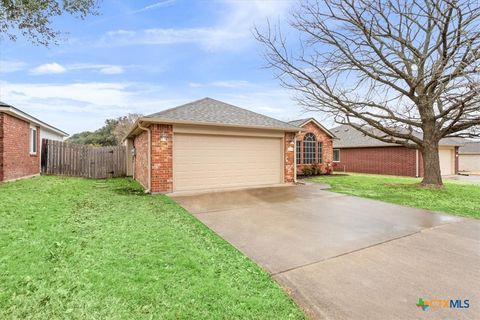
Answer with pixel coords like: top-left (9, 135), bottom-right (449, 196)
top-left (331, 124), bottom-right (464, 148)
top-left (459, 141), bottom-right (480, 154)
top-left (144, 97), bottom-right (302, 131)
top-left (288, 118), bottom-right (311, 127)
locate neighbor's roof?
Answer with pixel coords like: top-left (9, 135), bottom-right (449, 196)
top-left (288, 118), bottom-right (335, 137)
top-left (0, 101), bottom-right (68, 137)
top-left (131, 98), bottom-right (303, 135)
top-left (459, 141), bottom-right (480, 154)
top-left (331, 124), bottom-right (464, 148)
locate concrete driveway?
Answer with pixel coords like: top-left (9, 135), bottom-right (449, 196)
top-left (171, 184), bottom-right (480, 320)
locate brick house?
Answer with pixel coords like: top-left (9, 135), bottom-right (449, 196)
top-left (125, 98), bottom-right (312, 193)
top-left (331, 124), bottom-right (463, 177)
top-left (0, 102), bottom-right (68, 182)
top-left (287, 118), bottom-right (335, 175)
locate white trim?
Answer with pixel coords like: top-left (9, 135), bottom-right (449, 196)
top-left (29, 125), bottom-right (38, 155)
top-left (296, 118), bottom-right (336, 138)
top-left (333, 149), bottom-right (341, 162)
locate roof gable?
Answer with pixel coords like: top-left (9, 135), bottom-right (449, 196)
top-left (288, 118), bottom-right (335, 137)
top-left (143, 97), bottom-right (302, 131)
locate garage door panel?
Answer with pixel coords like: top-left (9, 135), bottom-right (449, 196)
top-left (174, 134), bottom-right (282, 191)
top-left (439, 149), bottom-right (453, 176)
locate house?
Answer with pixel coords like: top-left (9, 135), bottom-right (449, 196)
top-left (459, 142), bottom-right (480, 173)
top-left (287, 118), bottom-right (335, 175)
top-left (0, 102), bottom-right (68, 182)
top-left (125, 98), bottom-right (305, 193)
top-left (331, 124), bottom-right (463, 177)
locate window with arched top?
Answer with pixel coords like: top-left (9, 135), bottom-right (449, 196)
top-left (303, 133), bottom-right (316, 164)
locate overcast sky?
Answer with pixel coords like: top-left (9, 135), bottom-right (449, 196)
top-left (0, 0), bottom-right (324, 135)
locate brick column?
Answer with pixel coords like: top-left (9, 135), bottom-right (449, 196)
top-left (151, 124), bottom-right (173, 193)
top-left (284, 132), bottom-right (295, 183)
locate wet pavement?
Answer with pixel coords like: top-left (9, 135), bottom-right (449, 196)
top-left (171, 185), bottom-right (480, 319)
top-left (446, 174), bottom-right (480, 183)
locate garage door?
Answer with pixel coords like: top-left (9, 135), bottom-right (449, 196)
top-left (173, 134), bottom-right (283, 192)
top-left (439, 149), bottom-right (453, 175)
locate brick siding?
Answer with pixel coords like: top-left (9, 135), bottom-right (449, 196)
top-left (150, 124), bottom-right (173, 193)
top-left (296, 121), bottom-right (334, 175)
top-left (0, 112), bottom-right (40, 181)
top-left (333, 146), bottom-right (421, 177)
top-left (0, 113), bottom-right (3, 181)
top-left (284, 132), bottom-right (295, 183)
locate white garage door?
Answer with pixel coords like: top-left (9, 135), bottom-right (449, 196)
top-left (459, 155), bottom-right (480, 172)
top-left (173, 133), bottom-right (283, 192)
top-left (439, 149), bottom-right (454, 175)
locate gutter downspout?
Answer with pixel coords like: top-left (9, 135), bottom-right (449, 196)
top-left (138, 122), bottom-right (151, 193)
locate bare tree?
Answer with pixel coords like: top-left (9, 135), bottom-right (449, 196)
top-left (255, 0), bottom-right (480, 187)
top-left (113, 113), bottom-right (143, 144)
top-left (1, 0), bottom-right (99, 46)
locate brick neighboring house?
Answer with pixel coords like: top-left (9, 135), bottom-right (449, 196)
top-left (331, 124), bottom-right (463, 177)
top-left (0, 102), bottom-right (68, 182)
top-left (287, 118), bottom-right (335, 175)
top-left (125, 98), bottom-right (307, 193)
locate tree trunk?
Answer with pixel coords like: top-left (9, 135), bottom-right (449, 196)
top-left (421, 142), bottom-right (443, 187)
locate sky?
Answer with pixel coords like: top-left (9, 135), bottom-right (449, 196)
top-left (0, 0), bottom-right (320, 135)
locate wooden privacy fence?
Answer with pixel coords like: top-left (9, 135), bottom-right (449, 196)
top-left (41, 139), bottom-right (127, 179)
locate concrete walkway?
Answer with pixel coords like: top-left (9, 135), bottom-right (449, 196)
top-left (171, 185), bottom-right (480, 319)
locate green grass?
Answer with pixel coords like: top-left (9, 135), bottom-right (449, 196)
top-left (308, 173), bottom-right (480, 219)
top-left (0, 176), bottom-right (304, 319)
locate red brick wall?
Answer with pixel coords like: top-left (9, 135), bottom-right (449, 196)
top-left (333, 146), bottom-right (421, 177)
top-left (133, 130), bottom-right (149, 189)
top-left (0, 113), bottom-right (3, 181)
top-left (151, 124), bottom-right (173, 193)
top-left (296, 121), bottom-right (334, 174)
top-left (0, 112), bottom-right (40, 181)
top-left (284, 132), bottom-right (295, 183)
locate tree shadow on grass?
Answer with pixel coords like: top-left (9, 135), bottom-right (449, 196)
top-left (113, 186), bottom-right (148, 196)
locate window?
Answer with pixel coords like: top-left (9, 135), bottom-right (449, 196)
top-left (333, 149), bottom-right (340, 162)
top-left (318, 142), bottom-right (323, 163)
top-left (296, 140), bottom-right (301, 165)
top-left (30, 127), bottom-right (37, 155)
top-left (303, 133), bottom-right (316, 164)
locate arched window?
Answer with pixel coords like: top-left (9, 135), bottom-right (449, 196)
top-left (303, 133), bottom-right (316, 164)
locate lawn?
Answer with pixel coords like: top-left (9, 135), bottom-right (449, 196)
top-left (308, 173), bottom-right (480, 219)
top-left (0, 176), bottom-right (304, 319)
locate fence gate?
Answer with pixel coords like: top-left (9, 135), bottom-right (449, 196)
top-left (41, 139), bottom-right (127, 179)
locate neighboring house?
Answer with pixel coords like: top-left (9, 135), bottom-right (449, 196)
top-left (287, 118), bottom-right (335, 175)
top-left (331, 125), bottom-right (463, 177)
top-left (0, 102), bottom-right (68, 182)
top-left (125, 97), bottom-right (304, 193)
top-left (459, 142), bottom-right (480, 173)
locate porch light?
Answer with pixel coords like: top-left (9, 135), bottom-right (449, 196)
top-left (160, 132), bottom-right (168, 142)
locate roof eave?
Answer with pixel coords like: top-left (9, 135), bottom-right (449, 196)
top-left (124, 117), bottom-right (304, 138)
top-left (0, 105), bottom-right (69, 137)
